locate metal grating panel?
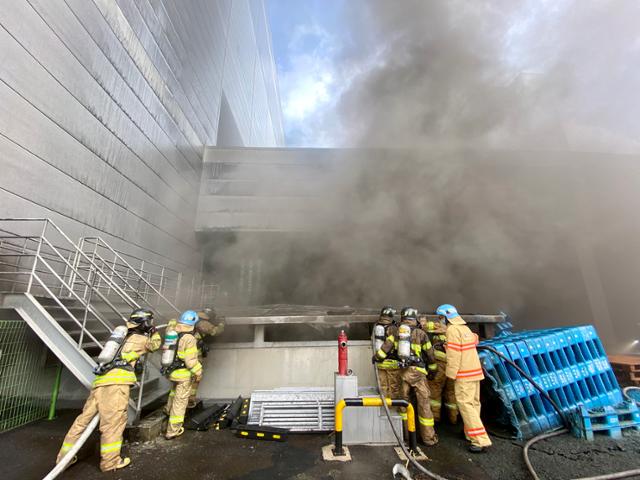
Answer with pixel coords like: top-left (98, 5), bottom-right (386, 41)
top-left (248, 387), bottom-right (335, 432)
top-left (0, 320), bottom-right (55, 432)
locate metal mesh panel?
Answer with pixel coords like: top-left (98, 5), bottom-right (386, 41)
top-left (0, 320), bottom-right (55, 432)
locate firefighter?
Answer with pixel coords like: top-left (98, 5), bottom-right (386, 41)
top-left (437, 304), bottom-right (492, 453)
top-left (188, 308), bottom-right (225, 408)
top-left (56, 308), bottom-right (161, 472)
top-left (372, 306), bottom-right (401, 401)
top-left (420, 315), bottom-right (458, 424)
top-left (376, 307), bottom-right (439, 446)
top-left (163, 310), bottom-right (203, 439)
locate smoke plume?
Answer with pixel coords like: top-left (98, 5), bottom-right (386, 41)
top-left (207, 0), bottom-right (640, 350)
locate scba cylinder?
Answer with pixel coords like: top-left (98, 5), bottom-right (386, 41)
top-left (97, 325), bottom-right (128, 365)
top-left (161, 330), bottom-right (179, 367)
top-left (397, 324), bottom-right (411, 360)
top-left (373, 324), bottom-right (386, 352)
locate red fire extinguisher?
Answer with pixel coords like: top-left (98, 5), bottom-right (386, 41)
top-left (338, 330), bottom-right (348, 376)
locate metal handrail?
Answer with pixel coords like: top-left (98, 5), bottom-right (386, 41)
top-left (0, 218), bottom-right (158, 419)
top-left (80, 237), bottom-right (181, 315)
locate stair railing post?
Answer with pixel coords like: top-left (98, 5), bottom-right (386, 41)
top-left (78, 264), bottom-right (98, 349)
top-left (135, 357), bottom-right (147, 422)
top-left (27, 220), bottom-right (47, 293)
top-left (107, 249), bottom-right (118, 298)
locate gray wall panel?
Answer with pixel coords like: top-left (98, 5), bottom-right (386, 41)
top-left (0, 136), bottom-right (194, 267)
top-left (91, 0), bottom-right (203, 164)
top-left (10, 0), bottom-right (196, 206)
top-left (0, 80), bottom-right (192, 257)
top-left (29, 0), bottom-right (199, 196)
top-left (63, 0), bottom-right (202, 180)
top-left (0, 25), bottom-right (191, 238)
top-left (0, 0), bottom-right (283, 277)
top-left (114, 0), bottom-right (214, 143)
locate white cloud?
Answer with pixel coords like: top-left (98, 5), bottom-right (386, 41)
top-left (278, 23), bottom-right (345, 146)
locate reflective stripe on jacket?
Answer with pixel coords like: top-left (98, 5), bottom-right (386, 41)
top-left (169, 328), bottom-right (203, 382)
top-left (445, 317), bottom-right (484, 381)
top-left (93, 332), bottom-right (161, 387)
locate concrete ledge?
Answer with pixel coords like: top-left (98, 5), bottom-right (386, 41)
top-left (125, 410), bottom-right (166, 443)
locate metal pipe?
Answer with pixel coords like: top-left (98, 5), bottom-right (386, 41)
top-left (48, 363), bottom-right (63, 421)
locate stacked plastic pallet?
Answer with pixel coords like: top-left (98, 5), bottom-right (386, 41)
top-left (569, 401), bottom-right (640, 440)
top-left (479, 325), bottom-right (623, 439)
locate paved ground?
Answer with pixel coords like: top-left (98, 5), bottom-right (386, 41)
top-left (2, 410), bottom-right (640, 479)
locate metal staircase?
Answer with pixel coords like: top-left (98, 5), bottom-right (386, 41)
top-left (0, 218), bottom-right (182, 423)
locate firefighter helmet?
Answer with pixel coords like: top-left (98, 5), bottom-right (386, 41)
top-left (129, 308), bottom-right (154, 327)
top-left (380, 306), bottom-right (396, 318)
top-left (436, 304), bottom-right (459, 320)
top-left (179, 310), bottom-right (200, 326)
top-left (400, 307), bottom-right (418, 321)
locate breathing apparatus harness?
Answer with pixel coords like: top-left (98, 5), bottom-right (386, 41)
top-left (161, 331), bottom-right (196, 376)
top-left (93, 325), bottom-right (154, 376)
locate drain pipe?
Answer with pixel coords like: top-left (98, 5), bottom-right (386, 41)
top-left (47, 364), bottom-right (63, 421)
top-left (42, 414), bottom-right (99, 480)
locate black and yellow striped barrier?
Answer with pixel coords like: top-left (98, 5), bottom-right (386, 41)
top-left (334, 397), bottom-right (417, 456)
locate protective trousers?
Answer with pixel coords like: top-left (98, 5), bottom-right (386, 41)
top-left (400, 367), bottom-right (437, 445)
top-left (428, 361), bottom-right (458, 423)
top-left (188, 379), bottom-right (200, 408)
top-left (377, 367), bottom-right (402, 400)
top-left (56, 384), bottom-right (129, 472)
top-left (166, 380), bottom-right (192, 437)
top-left (188, 354), bottom-right (204, 408)
top-left (455, 380), bottom-right (492, 447)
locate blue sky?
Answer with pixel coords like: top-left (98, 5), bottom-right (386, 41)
top-left (267, 0), bottom-right (353, 147)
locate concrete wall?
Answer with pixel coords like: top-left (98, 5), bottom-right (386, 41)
top-left (0, 0), bottom-right (283, 272)
top-left (198, 342), bottom-right (376, 399)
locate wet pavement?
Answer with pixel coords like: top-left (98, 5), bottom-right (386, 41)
top-left (2, 410), bottom-right (640, 479)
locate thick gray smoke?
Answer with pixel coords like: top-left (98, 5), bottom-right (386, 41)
top-left (208, 0), bottom-right (640, 350)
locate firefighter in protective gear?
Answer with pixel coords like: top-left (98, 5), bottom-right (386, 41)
top-left (164, 310), bottom-right (203, 439)
top-left (372, 306), bottom-right (401, 401)
top-left (188, 308), bottom-right (225, 408)
top-left (420, 315), bottom-right (458, 424)
top-left (56, 308), bottom-right (161, 472)
top-left (437, 304), bottom-right (492, 453)
top-left (376, 307), bottom-right (439, 445)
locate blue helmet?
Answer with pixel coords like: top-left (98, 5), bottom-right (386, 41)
top-left (179, 310), bottom-right (200, 326)
top-left (436, 304), bottom-right (459, 320)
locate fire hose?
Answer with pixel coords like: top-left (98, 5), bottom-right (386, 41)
top-left (373, 333), bottom-right (640, 480)
top-left (477, 345), bottom-right (640, 480)
top-left (42, 414), bottom-right (99, 480)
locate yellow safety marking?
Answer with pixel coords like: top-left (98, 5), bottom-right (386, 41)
top-left (100, 441), bottom-right (122, 453)
top-left (257, 433), bottom-right (264, 437)
top-left (418, 416), bottom-right (435, 427)
top-left (240, 431), bottom-right (248, 436)
top-left (273, 435), bottom-right (281, 439)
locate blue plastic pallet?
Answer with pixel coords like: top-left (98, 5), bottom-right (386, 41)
top-left (569, 401), bottom-right (640, 441)
top-left (479, 326), bottom-right (623, 439)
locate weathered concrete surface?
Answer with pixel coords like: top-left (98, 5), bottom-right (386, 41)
top-left (2, 410), bottom-right (640, 479)
top-left (199, 344), bottom-right (376, 398)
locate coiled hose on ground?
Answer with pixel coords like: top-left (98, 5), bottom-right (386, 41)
top-left (373, 336), bottom-right (640, 480)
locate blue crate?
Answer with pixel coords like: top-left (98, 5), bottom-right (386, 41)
top-left (479, 326), bottom-right (624, 439)
top-left (569, 402), bottom-right (640, 441)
